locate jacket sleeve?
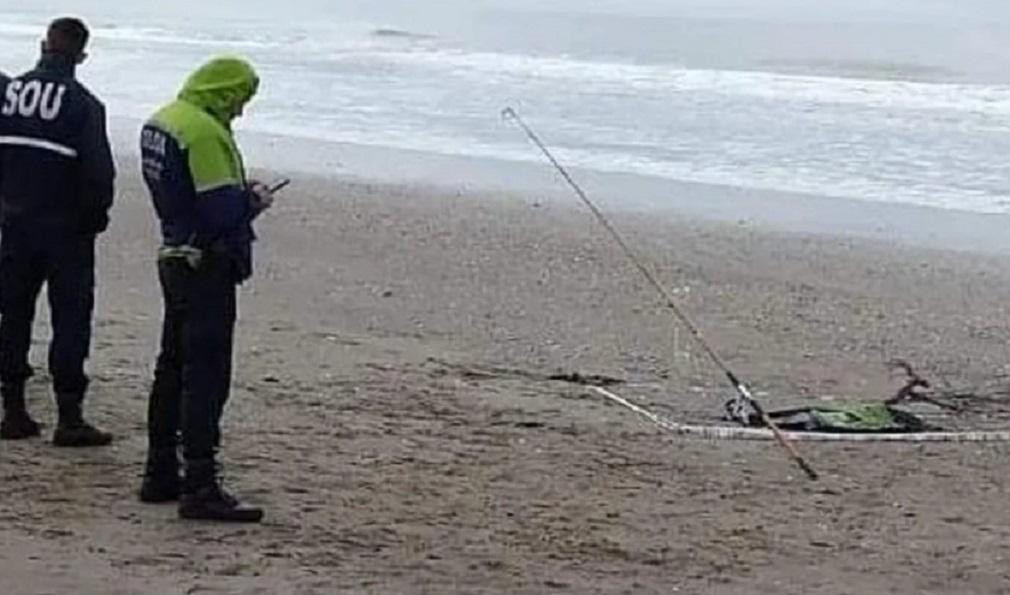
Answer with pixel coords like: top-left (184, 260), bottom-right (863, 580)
top-left (186, 131), bottom-right (257, 282)
top-left (187, 133), bottom-right (254, 239)
top-left (78, 99), bottom-right (116, 234)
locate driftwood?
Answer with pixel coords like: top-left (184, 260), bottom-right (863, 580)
top-left (886, 359), bottom-right (962, 412)
top-left (886, 359), bottom-right (1010, 414)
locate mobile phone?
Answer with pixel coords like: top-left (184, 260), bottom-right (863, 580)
top-left (269, 177), bottom-right (292, 193)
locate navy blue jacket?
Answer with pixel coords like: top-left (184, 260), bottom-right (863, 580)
top-left (0, 70), bottom-right (7, 194)
top-left (0, 53), bottom-right (115, 234)
top-left (140, 122), bottom-right (257, 283)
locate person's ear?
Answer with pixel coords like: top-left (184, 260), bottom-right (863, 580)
top-left (40, 39), bottom-right (47, 53)
top-left (77, 51), bottom-right (88, 65)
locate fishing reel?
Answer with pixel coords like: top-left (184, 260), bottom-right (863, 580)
top-left (723, 395), bottom-right (754, 426)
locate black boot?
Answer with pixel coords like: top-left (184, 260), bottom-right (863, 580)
top-left (1, 412), bottom-right (41, 440)
top-left (1, 383), bottom-right (40, 441)
top-left (179, 459), bottom-right (263, 523)
top-left (52, 393), bottom-right (113, 448)
top-left (139, 448), bottom-right (182, 503)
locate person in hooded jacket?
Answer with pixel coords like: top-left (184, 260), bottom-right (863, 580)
top-left (138, 56), bottom-right (274, 522)
top-left (0, 18), bottom-right (115, 446)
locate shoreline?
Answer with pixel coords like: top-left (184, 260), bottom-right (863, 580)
top-left (111, 118), bottom-right (1010, 257)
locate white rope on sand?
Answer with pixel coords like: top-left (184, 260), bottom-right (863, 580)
top-left (590, 386), bottom-right (1010, 443)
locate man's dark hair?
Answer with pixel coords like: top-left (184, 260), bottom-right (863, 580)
top-left (46, 17), bottom-right (90, 57)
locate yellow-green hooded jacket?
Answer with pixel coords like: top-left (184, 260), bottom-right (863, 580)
top-left (139, 57), bottom-right (260, 282)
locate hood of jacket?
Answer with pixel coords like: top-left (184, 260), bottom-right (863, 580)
top-left (178, 57), bottom-right (259, 127)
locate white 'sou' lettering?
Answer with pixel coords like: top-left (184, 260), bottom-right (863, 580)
top-left (39, 84), bottom-right (66, 120)
top-left (18, 81), bottom-right (42, 116)
top-left (2, 80), bottom-right (22, 116)
top-left (1, 80), bottom-right (66, 121)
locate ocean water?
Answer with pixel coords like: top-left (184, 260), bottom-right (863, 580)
top-left (3, 0), bottom-right (1010, 212)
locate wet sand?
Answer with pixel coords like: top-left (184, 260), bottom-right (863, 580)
top-left (2, 165), bottom-right (1010, 594)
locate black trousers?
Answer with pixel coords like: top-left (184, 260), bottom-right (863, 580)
top-left (147, 255), bottom-right (236, 462)
top-left (0, 225), bottom-right (95, 397)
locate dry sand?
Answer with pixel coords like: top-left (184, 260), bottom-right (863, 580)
top-left (3, 165), bottom-right (1010, 594)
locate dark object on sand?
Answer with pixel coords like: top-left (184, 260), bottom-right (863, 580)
top-left (729, 360), bottom-right (960, 433)
top-left (546, 372), bottom-right (624, 387)
top-left (738, 403), bottom-right (940, 433)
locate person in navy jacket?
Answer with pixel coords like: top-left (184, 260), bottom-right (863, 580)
top-left (0, 17), bottom-right (115, 446)
top-left (0, 69), bottom-right (7, 194)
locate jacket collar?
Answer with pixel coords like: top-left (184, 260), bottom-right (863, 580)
top-left (36, 52), bottom-right (77, 77)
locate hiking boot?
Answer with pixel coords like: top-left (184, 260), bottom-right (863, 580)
top-left (139, 450), bottom-right (182, 503)
top-left (0, 412), bottom-right (41, 440)
top-left (1, 382), bottom-right (37, 440)
top-left (53, 422), bottom-right (113, 447)
top-left (179, 484), bottom-right (263, 523)
top-left (52, 392), bottom-right (112, 447)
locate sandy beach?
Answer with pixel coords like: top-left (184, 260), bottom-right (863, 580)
top-left (2, 158), bottom-right (1010, 594)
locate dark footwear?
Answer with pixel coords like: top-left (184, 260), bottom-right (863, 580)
top-left (179, 484), bottom-right (264, 523)
top-left (0, 413), bottom-right (41, 440)
top-left (53, 422), bottom-right (113, 447)
top-left (1, 382), bottom-right (36, 440)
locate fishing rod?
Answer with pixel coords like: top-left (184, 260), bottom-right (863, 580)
top-left (502, 107), bottom-right (818, 481)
